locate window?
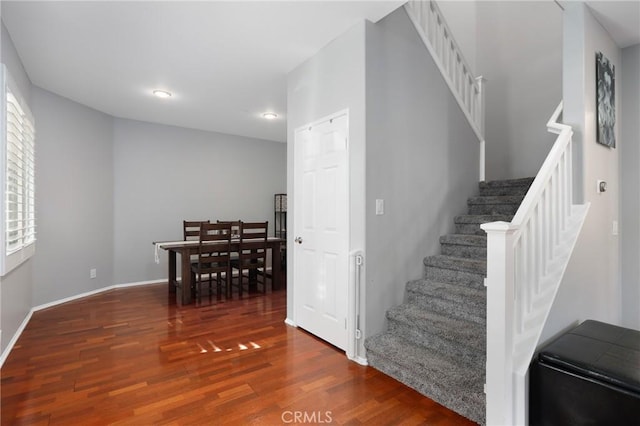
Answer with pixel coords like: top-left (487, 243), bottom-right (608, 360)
top-left (1, 64), bottom-right (35, 276)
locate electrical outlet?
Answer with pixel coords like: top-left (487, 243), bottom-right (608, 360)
top-left (90, 268), bottom-right (97, 279)
top-left (613, 220), bottom-right (619, 236)
top-left (375, 199), bottom-right (384, 215)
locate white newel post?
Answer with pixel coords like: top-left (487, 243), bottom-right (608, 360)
top-left (481, 221), bottom-right (519, 426)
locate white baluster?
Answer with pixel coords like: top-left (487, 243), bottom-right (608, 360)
top-left (559, 153), bottom-right (566, 232)
top-left (435, 16), bottom-right (442, 59)
top-left (455, 56), bottom-right (461, 93)
top-left (526, 220), bottom-right (534, 314)
top-left (549, 173), bottom-right (556, 251)
top-left (443, 31), bottom-right (450, 76)
top-left (439, 21), bottom-right (445, 63)
top-left (419, 1), bottom-right (427, 33)
top-left (516, 234), bottom-right (525, 333)
top-left (450, 42), bottom-right (456, 82)
top-left (568, 137), bottom-right (574, 209)
top-left (476, 76), bottom-right (486, 137)
top-left (531, 211), bottom-right (540, 294)
top-left (553, 172), bottom-right (559, 250)
top-left (468, 77), bottom-right (473, 110)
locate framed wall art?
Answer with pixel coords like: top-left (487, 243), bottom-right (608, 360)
top-left (596, 51), bottom-right (615, 148)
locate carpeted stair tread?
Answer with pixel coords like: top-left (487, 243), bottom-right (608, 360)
top-left (467, 195), bottom-right (524, 215)
top-left (454, 214), bottom-right (513, 235)
top-left (424, 254), bottom-right (486, 275)
top-left (387, 303), bottom-right (485, 353)
top-left (454, 214), bottom-right (513, 223)
top-left (440, 234), bottom-right (487, 259)
top-left (480, 177), bottom-right (535, 186)
top-left (467, 195), bottom-right (525, 205)
top-left (365, 333), bottom-right (485, 424)
top-left (424, 266), bottom-right (485, 288)
top-left (406, 279), bottom-right (486, 324)
top-left (439, 234), bottom-right (486, 246)
top-left (478, 177), bottom-right (534, 195)
top-left (386, 313), bottom-right (485, 370)
top-left (479, 177), bottom-right (534, 189)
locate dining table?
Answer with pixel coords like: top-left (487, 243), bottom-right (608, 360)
top-left (154, 237), bottom-right (285, 305)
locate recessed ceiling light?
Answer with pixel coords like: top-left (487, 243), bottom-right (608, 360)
top-left (263, 112), bottom-right (278, 120)
top-left (153, 90), bottom-right (172, 98)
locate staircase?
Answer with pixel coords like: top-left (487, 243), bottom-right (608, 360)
top-left (364, 177), bottom-right (534, 425)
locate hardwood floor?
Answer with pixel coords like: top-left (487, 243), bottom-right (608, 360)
top-left (1, 284), bottom-right (477, 425)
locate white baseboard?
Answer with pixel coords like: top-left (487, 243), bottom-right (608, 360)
top-left (0, 309), bottom-right (33, 368)
top-left (113, 279), bottom-right (168, 289)
top-left (32, 279), bottom-right (167, 312)
top-left (284, 317), bottom-right (297, 327)
top-left (0, 279), bottom-right (167, 368)
top-left (351, 355), bottom-right (368, 366)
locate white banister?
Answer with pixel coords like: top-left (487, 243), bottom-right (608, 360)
top-left (404, 1), bottom-right (485, 181)
top-left (482, 221), bottom-right (517, 425)
top-left (481, 102), bottom-right (589, 425)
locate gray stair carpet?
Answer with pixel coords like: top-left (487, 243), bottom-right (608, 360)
top-left (364, 177), bottom-right (533, 425)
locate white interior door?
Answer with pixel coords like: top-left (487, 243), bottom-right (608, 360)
top-left (293, 111), bottom-right (349, 350)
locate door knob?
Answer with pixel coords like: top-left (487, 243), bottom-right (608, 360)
top-left (295, 237), bottom-right (303, 244)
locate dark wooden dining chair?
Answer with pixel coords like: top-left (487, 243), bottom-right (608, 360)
top-left (217, 220), bottom-right (242, 272)
top-left (191, 222), bottom-right (232, 302)
top-left (183, 220), bottom-right (210, 241)
top-left (183, 220), bottom-right (210, 277)
top-left (232, 221), bottom-right (269, 296)
top-left (216, 220), bottom-right (241, 238)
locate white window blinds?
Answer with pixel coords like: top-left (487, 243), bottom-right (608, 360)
top-left (1, 64), bottom-right (35, 275)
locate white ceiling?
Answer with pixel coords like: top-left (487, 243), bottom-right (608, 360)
top-left (585, 1), bottom-right (640, 48)
top-left (2, 1), bottom-right (638, 144)
top-left (2, 1), bottom-right (404, 143)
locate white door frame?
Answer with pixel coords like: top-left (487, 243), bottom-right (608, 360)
top-left (292, 109), bottom-right (357, 360)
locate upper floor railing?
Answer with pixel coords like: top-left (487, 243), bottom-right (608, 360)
top-left (404, 0), bottom-right (485, 180)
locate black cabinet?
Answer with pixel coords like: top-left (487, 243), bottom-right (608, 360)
top-left (274, 194), bottom-right (287, 271)
top-left (530, 320), bottom-right (640, 425)
top-left (274, 194), bottom-right (287, 239)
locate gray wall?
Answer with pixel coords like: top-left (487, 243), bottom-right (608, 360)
top-left (0, 16), bottom-right (287, 357)
top-left (287, 21), bottom-right (367, 326)
top-left (364, 8), bottom-right (479, 343)
top-left (428, 1), bottom-right (563, 181)
top-left (620, 43), bottom-right (640, 329)
top-left (1, 88), bottom-right (287, 353)
top-left (113, 118), bottom-right (286, 284)
top-left (31, 87), bottom-right (114, 306)
top-left (477, 1), bottom-right (563, 181)
top-left (541, 2), bottom-right (621, 343)
top-left (286, 10), bottom-right (480, 358)
top-left (1, 22), bottom-right (29, 99)
top-left (1, 20), bottom-right (33, 353)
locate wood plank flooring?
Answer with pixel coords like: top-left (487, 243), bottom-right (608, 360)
top-left (1, 284), bottom-right (477, 425)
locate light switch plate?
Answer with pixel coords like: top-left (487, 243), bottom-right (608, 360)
top-left (375, 199), bottom-right (384, 215)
